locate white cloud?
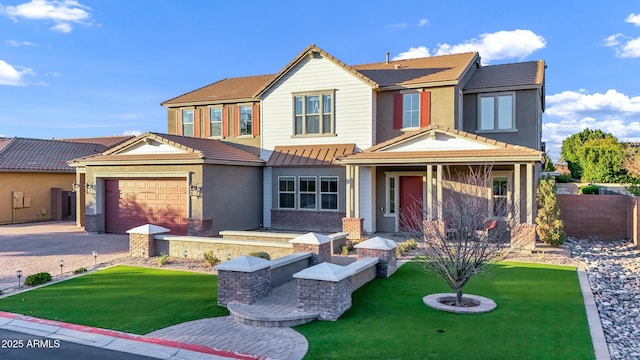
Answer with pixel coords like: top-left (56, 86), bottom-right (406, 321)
top-left (618, 37), bottom-right (640, 58)
top-left (123, 130), bottom-right (142, 136)
top-left (0, 0), bottom-right (92, 33)
top-left (604, 33), bottom-right (622, 47)
top-left (417, 18), bottom-right (428, 27)
top-left (393, 29), bottom-right (546, 63)
top-left (0, 60), bottom-right (34, 86)
top-left (543, 89), bottom-right (640, 160)
top-left (626, 13), bottom-right (640, 27)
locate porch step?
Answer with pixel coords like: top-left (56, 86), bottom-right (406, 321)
top-left (228, 302), bottom-right (319, 327)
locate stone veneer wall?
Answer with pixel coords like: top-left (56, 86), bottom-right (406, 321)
top-left (349, 264), bottom-right (377, 291)
top-left (154, 237), bottom-right (294, 260)
top-left (271, 210), bottom-right (345, 233)
top-left (342, 217), bottom-right (364, 240)
top-left (187, 218), bottom-right (213, 236)
top-left (130, 233), bottom-right (154, 258)
top-left (291, 242), bottom-right (331, 265)
top-left (84, 214), bottom-right (99, 233)
top-left (217, 267), bottom-right (271, 306)
top-left (357, 248), bottom-right (397, 278)
top-left (297, 277), bottom-right (351, 321)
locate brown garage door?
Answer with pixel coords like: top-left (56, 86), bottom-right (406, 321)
top-left (105, 178), bottom-right (188, 235)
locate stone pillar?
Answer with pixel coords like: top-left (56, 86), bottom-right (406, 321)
top-left (342, 217), bottom-right (364, 241)
top-left (354, 236), bottom-right (397, 277)
top-left (289, 232), bottom-right (332, 265)
top-left (126, 224), bottom-right (170, 258)
top-left (511, 223), bottom-right (537, 251)
top-left (294, 263), bottom-right (353, 321)
top-left (84, 214), bottom-right (99, 233)
top-left (214, 256), bottom-right (271, 306)
top-left (187, 218), bottom-right (213, 236)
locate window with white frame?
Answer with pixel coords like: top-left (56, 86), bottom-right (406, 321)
top-left (239, 105), bottom-right (252, 135)
top-left (478, 92), bottom-right (515, 131)
top-left (386, 176), bottom-right (396, 215)
top-left (492, 176), bottom-right (509, 217)
top-left (402, 93), bottom-right (420, 128)
top-left (299, 177), bottom-right (316, 209)
top-left (182, 109), bottom-right (194, 136)
top-left (320, 177), bottom-right (338, 210)
top-left (210, 107), bottom-right (222, 137)
top-left (293, 92), bottom-right (334, 135)
top-left (278, 177), bottom-right (295, 209)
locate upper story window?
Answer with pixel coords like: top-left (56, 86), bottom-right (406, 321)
top-left (393, 91), bottom-right (430, 130)
top-left (293, 92), bottom-right (334, 136)
top-left (210, 107), bottom-right (222, 137)
top-left (182, 109), bottom-right (194, 137)
top-left (478, 92), bottom-right (515, 131)
top-left (402, 93), bottom-right (420, 128)
top-left (239, 106), bottom-right (252, 135)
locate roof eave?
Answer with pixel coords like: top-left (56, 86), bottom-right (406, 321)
top-left (337, 155), bottom-right (542, 165)
top-left (162, 98), bottom-right (258, 108)
top-left (379, 80), bottom-right (459, 91)
top-left (463, 84), bottom-right (542, 94)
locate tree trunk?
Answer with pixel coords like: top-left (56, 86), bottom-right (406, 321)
top-left (456, 289), bottom-right (463, 307)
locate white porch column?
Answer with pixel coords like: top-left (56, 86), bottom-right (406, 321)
top-left (514, 163), bottom-right (521, 223)
top-left (426, 165), bottom-right (433, 220)
top-left (526, 163), bottom-right (533, 224)
top-left (345, 165), bottom-right (353, 218)
top-left (354, 165), bottom-right (360, 218)
top-left (436, 164), bottom-right (443, 220)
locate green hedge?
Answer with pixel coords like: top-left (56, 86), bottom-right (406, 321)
top-left (24, 272), bottom-right (52, 286)
top-left (579, 185), bottom-right (600, 195)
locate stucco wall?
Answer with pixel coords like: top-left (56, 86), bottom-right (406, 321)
top-left (0, 172), bottom-right (74, 224)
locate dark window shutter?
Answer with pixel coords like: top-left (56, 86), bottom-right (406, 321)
top-left (393, 94), bottom-right (403, 129)
top-left (222, 105), bottom-right (229, 137)
top-left (253, 103), bottom-right (260, 136)
top-left (420, 91), bottom-right (431, 127)
top-left (233, 106), bottom-right (239, 137)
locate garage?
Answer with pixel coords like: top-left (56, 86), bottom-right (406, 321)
top-left (104, 178), bottom-right (188, 235)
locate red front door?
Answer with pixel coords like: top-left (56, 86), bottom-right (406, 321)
top-left (399, 176), bottom-right (424, 231)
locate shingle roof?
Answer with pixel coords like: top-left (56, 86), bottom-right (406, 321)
top-left (464, 60), bottom-right (545, 90)
top-left (161, 74), bottom-right (276, 106)
top-left (74, 132), bottom-right (264, 166)
top-left (338, 125), bottom-right (542, 164)
top-left (59, 135), bottom-right (133, 148)
top-left (352, 52), bottom-right (479, 88)
top-left (0, 138), bottom-right (108, 172)
top-left (266, 144), bottom-right (356, 167)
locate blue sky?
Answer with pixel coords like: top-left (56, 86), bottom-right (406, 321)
top-left (1, 1), bottom-right (640, 160)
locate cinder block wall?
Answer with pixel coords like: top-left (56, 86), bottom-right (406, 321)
top-left (557, 194), bottom-right (631, 240)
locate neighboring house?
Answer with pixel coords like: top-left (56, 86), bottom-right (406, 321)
top-left (0, 136), bottom-right (130, 225)
top-left (69, 133), bottom-right (263, 235)
top-left (72, 44), bottom-right (545, 241)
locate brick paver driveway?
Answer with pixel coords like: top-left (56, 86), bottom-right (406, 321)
top-left (0, 221), bottom-right (128, 290)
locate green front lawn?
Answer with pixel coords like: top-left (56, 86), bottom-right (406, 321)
top-left (296, 262), bottom-right (594, 360)
top-left (0, 266), bottom-right (227, 334)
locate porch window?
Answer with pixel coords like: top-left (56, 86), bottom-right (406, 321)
top-left (388, 176), bottom-right (396, 214)
top-left (478, 92), bottom-right (515, 131)
top-left (210, 107), bottom-right (222, 137)
top-left (239, 106), bottom-right (252, 135)
top-left (278, 177), bottom-right (295, 209)
top-left (293, 92), bottom-right (334, 136)
top-left (182, 109), bottom-right (194, 136)
top-left (492, 176), bottom-right (508, 217)
top-left (320, 177), bottom-right (338, 210)
top-left (299, 177), bottom-right (317, 209)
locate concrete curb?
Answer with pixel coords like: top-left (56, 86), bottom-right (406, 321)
top-left (576, 266), bottom-right (611, 360)
top-left (0, 311), bottom-right (261, 360)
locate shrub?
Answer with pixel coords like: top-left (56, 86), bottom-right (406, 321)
top-left (73, 267), bottom-right (87, 274)
top-left (396, 238), bottom-right (418, 257)
top-left (555, 174), bottom-right (573, 183)
top-left (579, 185), bottom-right (600, 194)
top-left (249, 251), bottom-right (271, 260)
top-left (536, 178), bottom-right (566, 246)
top-left (341, 245), bottom-right (350, 255)
top-left (156, 253), bottom-right (169, 266)
top-left (203, 251), bottom-right (221, 268)
top-left (24, 272), bottom-right (52, 287)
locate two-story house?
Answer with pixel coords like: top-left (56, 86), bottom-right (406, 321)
top-left (71, 44), bottom-right (544, 242)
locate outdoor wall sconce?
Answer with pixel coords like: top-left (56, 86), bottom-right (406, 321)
top-left (71, 182), bottom-right (81, 192)
top-left (84, 182), bottom-right (96, 193)
top-left (59, 259), bottom-right (64, 277)
top-left (189, 183), bottom-right (202, 198)
top-left (93, 251), bottom-right (98, 268)
top-left (16, 269), bottom-right (22, 288)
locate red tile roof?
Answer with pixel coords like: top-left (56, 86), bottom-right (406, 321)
top-left (266, 144), bottom-right (356, 167)
top-left (59, 135), bottom-right (133, 148)
top-left (161, 74), bottom-right (276, 106)
top-left (464, 60), bottom-right (545, 90)
top-left (74, 132), bottom-right (264, 166)
top-left (0, 138), bottom-right (109, 172)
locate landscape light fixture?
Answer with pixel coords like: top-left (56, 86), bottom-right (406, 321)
top-left (59, 259), bottom-right (64, 277)
top-left (93, 251), bottom-right (98, 268)
top-left (16, 269), bottom-right (22, 288)
top-left (184, 250), bottom-right (188, 269)
top-left (141, 249), bottom-right (145, 257)
top-left (227, 253), bottom-right (231, 261)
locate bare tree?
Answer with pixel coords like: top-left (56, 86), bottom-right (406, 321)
top-left (400, 165), bottom-right (515, 307)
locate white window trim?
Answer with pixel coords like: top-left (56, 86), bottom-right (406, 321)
top-left (277, 176), bottom-right (296, 209)
top-left (298, 176), bottom-right (318, 211)
top-left (208, 106), bottom-right (223, 138)
top-left (476, 91), bottom-right (516, 133)
top-left (181, 108), bottom-right (194, 136)
top-left (319, 176), bottom-right (339, 211)
top-left (489, 171), bottom-right (513, 219)
top-left (239, 105), bottom-right (253, 136)
top-left (401, 93), bottom-right (420, 130)
top-left (292, 90), bottom-right (335, 137)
